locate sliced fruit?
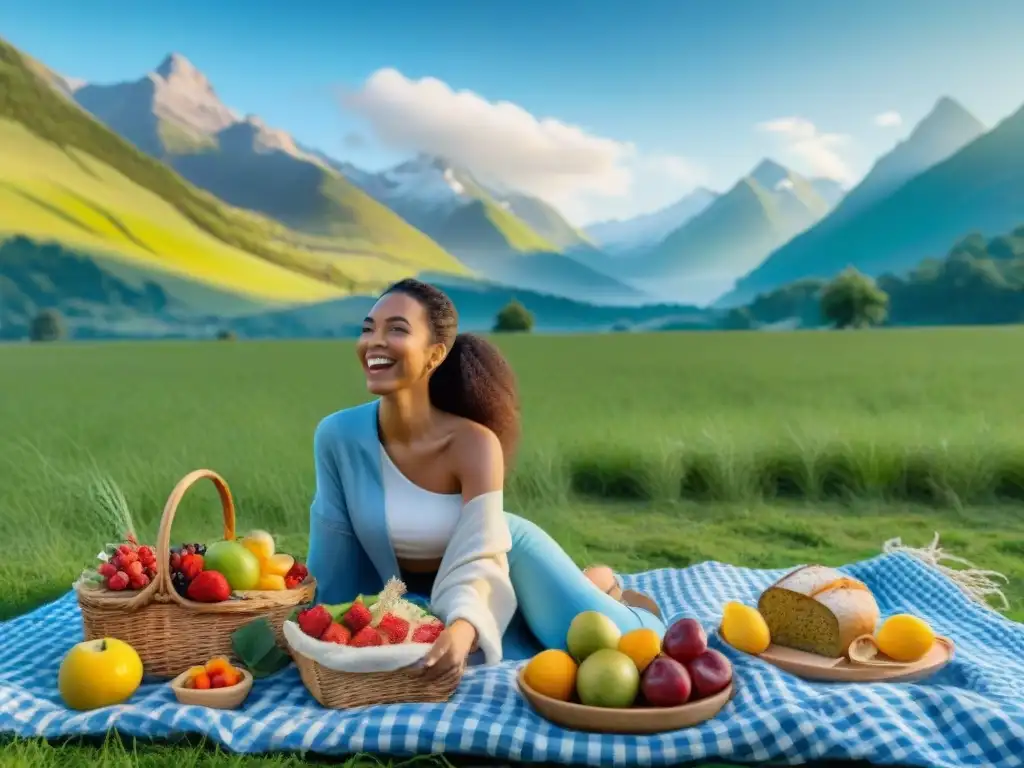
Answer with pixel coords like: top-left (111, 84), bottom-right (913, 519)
top-left (241, 530), bottom-right (276, 561)
top-left (262, 553), bottom-right (295, 577)
top-left (257, 574), bottom-right (286, 590)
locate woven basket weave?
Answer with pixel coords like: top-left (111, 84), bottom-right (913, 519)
top-left (291, 646), bottom-right (462, 708)
top-left (75, 469), bottom-right (316, 679)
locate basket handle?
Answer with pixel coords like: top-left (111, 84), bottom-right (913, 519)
top-left (155, 469), bottom-right (237, 605)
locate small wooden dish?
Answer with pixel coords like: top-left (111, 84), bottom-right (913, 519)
top-left (726, 634), bottom-right (954, 683)
top-left (170, 667), bottom-right (254, 709)
top-left (517, 668), bottom-right (733, 734)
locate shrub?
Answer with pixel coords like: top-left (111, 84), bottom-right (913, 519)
top-left (29, 309), bottom-right (65, 342)
top-left (493, 300), bottom-right (534, 333)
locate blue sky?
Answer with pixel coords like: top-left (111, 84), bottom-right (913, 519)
top-left (3, 0), bottom-right (1024, 224)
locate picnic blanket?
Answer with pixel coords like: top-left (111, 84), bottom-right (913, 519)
top-left (1, 552), bottom-right (1022, 768)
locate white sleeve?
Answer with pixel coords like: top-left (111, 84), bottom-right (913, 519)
top-left (430, 491), bottom-right (517, 665)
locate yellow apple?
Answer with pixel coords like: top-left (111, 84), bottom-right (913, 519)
top-left (58, 637), bottom-right (143, 710)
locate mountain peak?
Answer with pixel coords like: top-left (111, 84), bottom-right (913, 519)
top-left (749, 158), bottom-right (791, 189)
top-left (910, 96), bottom-right (985, 144)
top-left (155, 52), bottom-right (200, 80)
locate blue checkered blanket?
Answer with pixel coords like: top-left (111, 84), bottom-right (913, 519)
top-left (1, 552), bottom-right (1022, 767)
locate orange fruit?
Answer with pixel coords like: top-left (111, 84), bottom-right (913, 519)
top-left (523, 649), bottom-right (578, 701)
top-left (192, 672), bottom-right (211, 690)
top-left (204, 656), bottom-right (233, 676)
top-left (617, 628), bottom-right (662, 673)
top-left (221, 666), bottom-right (242, 686)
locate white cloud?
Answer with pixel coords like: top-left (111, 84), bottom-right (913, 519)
top-left (873, 110), bottom-right (903, 128)
top-left (340, 68), bottom-right (704, 224)
top-left (755, 116), bottom-right (853, 182)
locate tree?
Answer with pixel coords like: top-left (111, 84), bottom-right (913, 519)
top-left (216, 329), bottom-right (237, 341)
top-left (29, 308), bottom-right (66, 342)
top-left (819, 268), bottom-right (889, 329)
top-left (493, 300), bottom-right (534, 333)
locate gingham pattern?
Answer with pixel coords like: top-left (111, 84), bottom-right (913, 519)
top-left (1, 552), bottom-right (1022, 767)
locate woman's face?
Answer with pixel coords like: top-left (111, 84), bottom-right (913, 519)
top-left (356, 292), bottom-right (446, 395)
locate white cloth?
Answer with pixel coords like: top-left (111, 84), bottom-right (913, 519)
top-left (381, 445), bottom-right (462, 560)
top-left (283, 620), bottom-right (432, 672)
top-left (430, 490), bottom-right (517, 665)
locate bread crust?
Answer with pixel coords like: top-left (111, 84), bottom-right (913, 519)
top-left (759, 565), bottom-right (881, 656)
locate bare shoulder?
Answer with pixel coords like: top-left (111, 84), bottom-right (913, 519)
top-left (448, 418), bottom-right (503, 499)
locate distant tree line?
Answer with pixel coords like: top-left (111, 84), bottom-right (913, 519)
top-left (729, 224), bottom-right (1024, 329)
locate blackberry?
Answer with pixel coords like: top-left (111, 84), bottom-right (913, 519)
top-left (193, 543), bottom-right (207, 556)
top-left (172, 571), bottom-right (190, 596)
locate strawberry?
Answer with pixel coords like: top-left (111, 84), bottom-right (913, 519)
top-left (342, 602), bottom-right (372, 633)
top-left (321, 622), bottom-right (352, 645)
top-left (137, 545), bottom-right (154, 562)
top-left (107, 571), bottom-right (130, 591)
top-left (97, 563), bottom-right (117, 578)
top-left (180, 553), bottom-right (204, 580)
top-left (350, 626), bottom-right (384, 647)
top-left (185, 570), bottom-right (231, 602)
top-left (129, 572), bottom-right (150, 590)
top-left (284, 562), bottom-right (309, 589)
top-left (411, 619), bottom-right (444, 644)
top-left (125, 560), bottom-right (145, 578)
top-left (377, 613), bottom-right (411, 645)
top-left (297, 605), bottom-right (332, 639)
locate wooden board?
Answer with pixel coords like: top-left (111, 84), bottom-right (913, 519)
top-left (517, 669), bottom-right (733, 734)
top-left (750, 637), bottom-right (954, 683)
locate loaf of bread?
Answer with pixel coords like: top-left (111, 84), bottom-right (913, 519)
top-left (757, 565), bottom-right (880, 658)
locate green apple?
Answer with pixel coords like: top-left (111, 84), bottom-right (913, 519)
top-left (204, 540), bottom-right (261, 591)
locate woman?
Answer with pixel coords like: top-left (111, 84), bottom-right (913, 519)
top-left (306, 278), bottom-right (665, 681)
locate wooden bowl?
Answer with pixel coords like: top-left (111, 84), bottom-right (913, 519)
top-left (170, 667), bottom-right (254, 709)
top-left (516, 668), bottom-right (734, 734)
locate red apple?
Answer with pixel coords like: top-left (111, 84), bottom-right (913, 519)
top-left (684, 649), bottom-right (733, 699)
top-left (662, 617), bottom-right (708, 664)
top-left (640, 655), bottom-right (692, 707)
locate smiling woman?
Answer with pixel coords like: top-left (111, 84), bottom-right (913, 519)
top-left (307, 277), bottom-right (666, 678)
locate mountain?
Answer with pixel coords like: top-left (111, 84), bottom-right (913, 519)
top-left (809, 178), bottom-right (846, 209)
top-left (68, 53), bottom-right (468, 280)
top-left (719, 102), bottom-right (1024, 306)
top-left (0, 38), bottom-right (352, 307)
top-left (585, 188), bottom-right (719, 255)
top-left (347, 154), bottom-right (644, 303)
top-left (826, 97), bottom-right (986, 226)
top-left (622, 159), bottom-right (830, 305)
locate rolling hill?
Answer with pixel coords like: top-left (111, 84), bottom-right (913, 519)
top-left (718, 100), bottom-right (1023, 307)
top-left (620, 160), bottom-right (830, 305)
top-left (0, 39), bottom-right (353, 305)
top-left (66, 52), bottom-right (469, 279)
top-left (585, 188), bottom-right (719, 256)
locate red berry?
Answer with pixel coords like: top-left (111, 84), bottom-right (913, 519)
top-left (377, 613), bottom-right (411, 644)
top-left (169, 553), bottom-right (182, 571)
top-left (321, 622), bottom-right (352, 645)
top-left (180, 554), bottom-right (204, 580)
top-left (137, 546), bottom-right (153, 561)
top-left (350, 626), bottom-right (384, 647)
top-left (342, 602), bottom-right (372, 633)
top-left (297, 605), bottom-right (333, 639)
top-left (129, 573), bottom-right (150, 590)
top-left (208, 672), bottom-right (227, 689)
top-left (120, 550), bottom-right (139, 565)
top-left (411, 619), bottom-right (444, 644)
top-left (118, 544), bottom-right (133, 556)
top-left (125, 560), bottom-right (145, 577)
top-left (97, 563), bottom-right (117, 578)
top-left (107, 571), bottom-right (130, 591)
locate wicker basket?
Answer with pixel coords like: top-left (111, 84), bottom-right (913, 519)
top-left (291, 646), bottom-right (463, 708)
top-left (75, 469), bottom-right (316, 679)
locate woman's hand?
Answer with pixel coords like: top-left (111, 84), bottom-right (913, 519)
top-left (418, 619), bottom-right (477, 681)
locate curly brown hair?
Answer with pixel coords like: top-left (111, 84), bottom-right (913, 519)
top-left (382, 278), bottom-right (521, 461)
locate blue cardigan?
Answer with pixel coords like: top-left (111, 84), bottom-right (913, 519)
top-left (306, 399), bottom-right (403, 604)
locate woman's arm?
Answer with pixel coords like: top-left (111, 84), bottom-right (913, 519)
top-left (426, 424), bottom-right (516, 668)
top-left (306, 414), bottom-right (371, 605)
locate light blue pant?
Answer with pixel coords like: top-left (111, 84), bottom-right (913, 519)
top-left (494, 514), bottom-right (666, 661)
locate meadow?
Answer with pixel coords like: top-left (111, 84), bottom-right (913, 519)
top-left (1, 327), bottom-right (1022, 766)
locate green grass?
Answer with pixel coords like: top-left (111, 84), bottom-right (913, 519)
top-left (0, 328), bottom-right (1021, 766)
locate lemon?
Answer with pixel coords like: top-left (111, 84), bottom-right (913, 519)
top-left (720, 601), bottom-right (771, 654)
top-left (876, 614), bottom-right (935, 662)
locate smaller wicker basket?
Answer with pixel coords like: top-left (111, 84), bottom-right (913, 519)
top-left (75, 469), bottom-right (316, 679)
top-left (291, 646), bottom-right (463, 708)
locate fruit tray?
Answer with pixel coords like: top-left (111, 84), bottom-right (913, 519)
top-left (750, 636), bottom-right (954, 683)
top-left (517, 669), bottom-right (734, 734)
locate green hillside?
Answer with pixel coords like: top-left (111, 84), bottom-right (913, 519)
top-left (633, 171), bottom-right (827, 282)
top-left (721, 104), bottom-right (1024, 306)
top-left (0, 38), bottom-right (469, 305)
top-left (433, 198), bottom-right (559, 255)
top-left (500, 192), bottom-right (594, 250)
